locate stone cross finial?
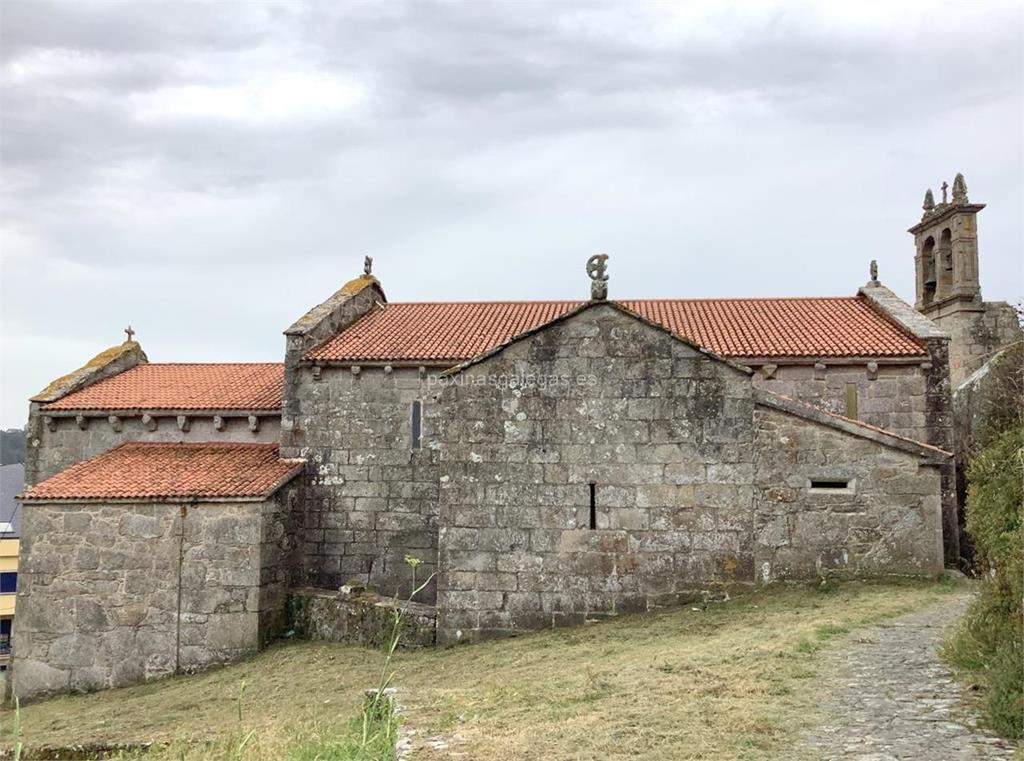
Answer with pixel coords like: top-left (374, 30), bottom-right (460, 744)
top-left (941, 181), bottom-right (948, 204)
top-left (952, 172), bottom-right (968, 204)
top-left (124, 325), bottom-right (135, 342)
top-left (363, 255), bottom-right (373, 276)
top-left (869, 260), bottom-right (879, 286)
top-left (922, 188), bottom-right (934, 212)
top-left (586, 254), bottom-right (609, 300)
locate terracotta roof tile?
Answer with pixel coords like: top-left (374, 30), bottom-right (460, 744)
top-left (304, 297), bottom-right (926, 363)
top-left (21, 442), bottom-right (303, 501)
top-left (41, 363), bottom-right (284, 412)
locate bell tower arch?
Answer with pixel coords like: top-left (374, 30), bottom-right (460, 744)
top-left (910, 173), bottom-right (984, 318)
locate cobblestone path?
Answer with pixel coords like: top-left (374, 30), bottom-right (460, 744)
top-left (799, 594), bottom-right (1020, 760)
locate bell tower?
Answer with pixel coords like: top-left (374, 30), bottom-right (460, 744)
top-left (909, 173), bottom-right (985, 319)
top-left (908, 173), bottom-right (1022, 390)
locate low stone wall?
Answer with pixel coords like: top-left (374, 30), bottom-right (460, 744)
top-left (753, 402), bottom-right (945, 581)
top-left (288, 586), bottom-right (436, 649)
top-left (11, 492), bottom-right (296, 702)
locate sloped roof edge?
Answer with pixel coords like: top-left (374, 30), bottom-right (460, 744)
top-left (19, 441), bottom-right (305, 503)
top-left (754, 389), bottom-right (951, 461)
top-left (32, 341), bottom-right (148, 404)
top-left (858, 284), bottom-right (948, 341)
top-left (285, 275), bottom-right (386, 336)
top-left (441, 299), bottom-right (754, 378)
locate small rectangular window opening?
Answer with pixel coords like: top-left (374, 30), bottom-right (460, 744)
top-left (810, 479), bottom-right (850, 491)
top-left (410, 400), bottom-right (422, 450)
top-left (589, 483), bottom-right (597, 530)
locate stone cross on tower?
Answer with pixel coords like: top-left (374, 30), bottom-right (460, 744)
top-left (941, 181), bottom-right (948, 204)
top-left (586, 254), bottom-right (609, 300)
top-left (124, 325), bottom-right (135, 342)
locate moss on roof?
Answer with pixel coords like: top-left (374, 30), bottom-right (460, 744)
top-left (32, 341), bottom-right (147, 403)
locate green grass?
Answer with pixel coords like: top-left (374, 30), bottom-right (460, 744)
top-left (2, 579), bottom-right (964, 761)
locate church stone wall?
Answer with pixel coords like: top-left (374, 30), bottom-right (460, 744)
top-left (751, 362), bottom-right (928, 441)
top-left (753, 406), bottom-right (944, 581)
top-left (286, 365), bottom-right (440, 600)
top-left (26, 412), bottom-right (281, 486)
top-left (433, 304), bottom-right (756, 644)
top-left (933, 302), bottom-right (1020, 390)
top-left (11, 492), bottom-right (296, 702)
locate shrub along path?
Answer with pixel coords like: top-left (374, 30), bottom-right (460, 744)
top-left (798, 593), bottom-right (1017, 759)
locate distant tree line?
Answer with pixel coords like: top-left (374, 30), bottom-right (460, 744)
top-left (1, 428), bottom-right (26, 465)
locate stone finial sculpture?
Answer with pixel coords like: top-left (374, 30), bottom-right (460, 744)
top-left (952, 173), bottom-right (968, 204)
top-left (586, 254), bottom-right (609, 300)
top-left (869, 259), bottom-right (880, 286)
top-left (922, 189), bottom-right (935, 212)
top-left (941, 181), bottom-right (948, 204)
top-left (363, 255), bottom-right (373, 276)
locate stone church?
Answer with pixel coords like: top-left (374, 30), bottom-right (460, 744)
top-left (11, 175), bottom-right (1020, 700)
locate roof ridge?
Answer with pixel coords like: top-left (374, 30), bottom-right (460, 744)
top-left (378, 296), bottom-right (860, 306)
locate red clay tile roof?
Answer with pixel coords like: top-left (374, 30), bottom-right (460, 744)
top-left (21, 442), bottom-right (303, 501)
top-left (40, 363), bottom-right (284, 412)
top-left (304, 297), bottom-right (926, 363)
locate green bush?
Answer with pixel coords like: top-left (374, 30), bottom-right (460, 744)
top-left (946, 426), bottom-right (1024, 739)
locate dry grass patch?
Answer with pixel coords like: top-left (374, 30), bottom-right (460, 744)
top-left (3, 579), bottom-right (961, 760)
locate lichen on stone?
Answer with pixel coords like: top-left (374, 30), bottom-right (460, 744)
top-left (33, 341), bottom-right (147, 402)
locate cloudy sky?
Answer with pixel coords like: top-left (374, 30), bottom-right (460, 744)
top-left (1, 0), bottom-right (1021, 428)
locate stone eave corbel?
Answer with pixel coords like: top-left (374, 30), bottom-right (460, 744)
top-left (738, 355), bottom-right (927, 367)
top-left (40, 408), bottom-right (282, 418)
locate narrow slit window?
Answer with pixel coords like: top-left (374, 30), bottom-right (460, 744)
top-left (845, 382), bottom-right (858, 419)
top-left (810, 479), bottom-right (850, 491)
top-left (410, 400), bottom-right (422, 450)
top-left (589, 483), bottom-right (597, 530)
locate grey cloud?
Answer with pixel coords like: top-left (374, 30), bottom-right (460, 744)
top-left (1, 0), bottom-right (1021, 427)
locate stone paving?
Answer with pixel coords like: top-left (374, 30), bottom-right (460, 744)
top-left (799, 593), bottom-right (1020, 760)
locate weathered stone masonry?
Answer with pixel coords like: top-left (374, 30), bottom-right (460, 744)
top-left (19, 178), bottom-right (1014, 700)
top-left (287, 365), bottom-right (441, 600)
top-left (431, 303), bottom-right (946, 643)
top-left (752, 395), bottom-right (945, 581)
top-left (12, 489), bottom-right (297, 700)
top-left (434, 303), bottom-right (755, 641)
